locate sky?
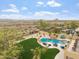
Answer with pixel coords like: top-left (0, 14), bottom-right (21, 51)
top-left (0, 0), bottom-right (79, 20)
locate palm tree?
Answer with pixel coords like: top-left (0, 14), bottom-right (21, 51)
top-left (31, 47), bottom-right (48, 59)
top-left (32, 47), bottom-right (41, 59)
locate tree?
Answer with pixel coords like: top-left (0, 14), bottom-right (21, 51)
top-left (36, 20), bottom-right (62, 33)
top-left (0, 28), bottom-right (23, 59)
top-left (70, 21), bottom-right (78, 30)
top-left (64, 21), bottom-right (78, 30)
top-left (37, 20), bottom-right (51, 31)
top-left (31, 47), bottom-right (41, 59)
top-left (31, 47), bottom-right (48, 59)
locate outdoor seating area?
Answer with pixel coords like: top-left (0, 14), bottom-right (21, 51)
top-left (36, 32), bottom-right (70, 49)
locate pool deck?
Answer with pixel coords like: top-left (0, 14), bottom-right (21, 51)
top-left (16, 31), bottom-right (66, 59)
top-left (37, 40), bottom-right (64, 59)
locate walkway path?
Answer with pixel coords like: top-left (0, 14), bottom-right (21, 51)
top-left (16, 32), bottom-right (40, 43)
top-left (67, 40), bottom-right (75, 51)
top-left (55, 48), bottom-right (64, 59)
top-left (16, 31), bottom-right (48, 43)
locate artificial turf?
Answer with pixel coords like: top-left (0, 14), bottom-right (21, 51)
top-left (18, 38), bottom-right (59, 59)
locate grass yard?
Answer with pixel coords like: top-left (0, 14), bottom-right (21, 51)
top-left (18, 38), bottom-right (59, 59)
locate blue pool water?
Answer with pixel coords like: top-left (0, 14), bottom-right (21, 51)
top-left (40, 37), bottom-right (64, 44)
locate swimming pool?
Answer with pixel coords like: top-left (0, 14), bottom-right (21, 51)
top-left (40, 37), bottom-right (64, 44)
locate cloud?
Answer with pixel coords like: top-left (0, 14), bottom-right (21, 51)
top-left (33, 11), bottom-right (60, 19)
top-left (0, 11), bottom-right (60, 19)
top-left (36, 1), bottom-right (45, 6)
top-left (9, 4), bottom-right (16, 9)
top-left (21, 7), bottom-right (28, 10)
top-left (0, 14), bottom-right (30, 19)
top-left (1, 4), bottom-right (19, 13)
top-left (34, 11), bottom-right (60, 17)
top-left (36, 0), bottom-right (62, 7)
top-left (1, 9), bottom-right (19, 13)
top-left (47, 0), bottom-right (62, 7)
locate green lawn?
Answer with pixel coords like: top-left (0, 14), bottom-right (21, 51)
top-left (18, 38), bottom-right (59, 59)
